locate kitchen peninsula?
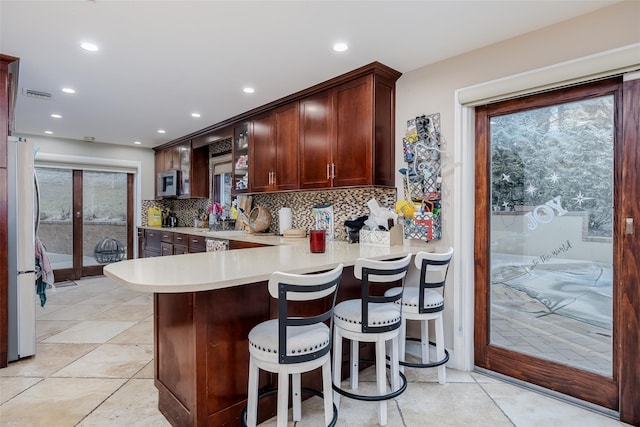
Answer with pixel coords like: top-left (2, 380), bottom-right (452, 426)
top-left (104, 232), bottom-right (417, 426)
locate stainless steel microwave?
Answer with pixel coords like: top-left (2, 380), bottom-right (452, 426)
top-left (157, 170), bottom-right (180, 197)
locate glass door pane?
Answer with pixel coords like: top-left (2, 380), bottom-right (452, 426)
top-left (82, 171), bottom-right (128, 267)
top-left (489, 95), bottom-right (614, 376)
top-left (35, 167), bottom-right (73, 271)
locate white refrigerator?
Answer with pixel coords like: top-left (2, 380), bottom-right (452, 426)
top-left (7, 136), bottom-right (37, 361)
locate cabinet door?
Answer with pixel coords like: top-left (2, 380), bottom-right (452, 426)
top-left (178, 142), bottom-right (191, 196)
top-left (273, 102), bottom-right (299, 191)
top-left (333, 75), bottom-right (373, 187)
top-left (232, 123), bottom-right (250, 193)
top-left (250, 113), bottom-right (275, 192)
top-left (161, 242), bottom-right (173, 256)
top-left (299, 91), bottom-right (333, 189)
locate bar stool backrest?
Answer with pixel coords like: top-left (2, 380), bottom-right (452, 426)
top-left (414, 248), bottom-right (453, 314)
top-left (267, 264), bottom-right (344, 365)
top-left (354, 254), bottom-right (412, 334)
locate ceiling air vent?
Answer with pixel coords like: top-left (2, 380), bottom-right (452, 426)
top-left (22, 88), bottom-right (54, 100)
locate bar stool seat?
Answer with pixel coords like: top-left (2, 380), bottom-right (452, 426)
top-left (332, 254), bottom-right (412, 426)
top-left (385, 247), bottom-right (453, 385)
top-left (244, 264), bottom-right (344, 427)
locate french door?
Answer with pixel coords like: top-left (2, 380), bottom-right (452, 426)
top-left (35, 167), bottom-right (134, 281)
top-left (474, 75), bottom-right (640, 422)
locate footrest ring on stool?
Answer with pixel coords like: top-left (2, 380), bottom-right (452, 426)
top-left (332, 359), bottom-right (408, 402)
top-left (399, 338), bottom-right (450, 369)
top-left (240, 387), bottom-right (339, 427)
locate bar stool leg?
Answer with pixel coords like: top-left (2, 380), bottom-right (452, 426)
top-left (350, 339), bottom-right (359, 390)
top-left (292, 373), bottom-right (302, 422)
top-left (333, 328), bottom-right (343, 409)
top-left (277, 372), bottom-right (289, 427)
top-left (421, 319), bottom-right (430, 364)
top-left (390, 335), bottom-right (400, 393)
top-left (322, 359), bottom-right (334, 426)
top-left (399, 317), bottom-right (407, 374)
top-left (435, 315), bottom-right (446, 384)
top-left (376, 338), bottom-right (387, 426)
top-left (246, 357), bottom-right (259, 427)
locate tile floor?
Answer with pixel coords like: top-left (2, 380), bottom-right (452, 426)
top-left (0, 276), bottom-right (631, 427)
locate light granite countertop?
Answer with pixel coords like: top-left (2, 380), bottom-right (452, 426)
top-left (106, 228), bottom-right (423, 293)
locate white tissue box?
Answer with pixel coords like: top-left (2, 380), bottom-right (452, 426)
top-left (359, 225), bottom-right (403, 246)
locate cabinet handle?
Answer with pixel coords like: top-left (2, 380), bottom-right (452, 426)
top-left (192, 239), bottom-right (199, 243)
top-left (331, 163), bottom-right (336, 179)
top-left (326, 164), bottom-right (330, 180)
top-left (272, 172), bottom-right (276, 186)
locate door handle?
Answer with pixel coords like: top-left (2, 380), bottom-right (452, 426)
top-left (626, 218), bottom-right (633, 235)
top-left (326, 164), bottom-right (330, 180)
top-left (331, 163), bottom-right (336, 179)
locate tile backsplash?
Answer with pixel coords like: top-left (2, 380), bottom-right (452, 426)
top-left (142, 186), bottom-right (396, 240)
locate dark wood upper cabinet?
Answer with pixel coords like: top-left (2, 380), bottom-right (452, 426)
top-left (299, 92), bottom-right (333, 189)
top-left (332, 75), bottom-right (373, 188)
top-left (272, 102), bottom-right (299, 191)
top-left (158, 62), bottom-right (400, 196)
top-left (154, 140), bottom-right (208, 199)
top-left (300, 72), bottom-right (396, 189)
top-left (249, 113), bottom-right (275, 192)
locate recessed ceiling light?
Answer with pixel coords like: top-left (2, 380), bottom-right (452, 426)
top-left (191, 113), bottom-right (201, 118)
top-left (333, 42), bottom-right (349, 52)
top-left (157, 129), bottom-right (166, 134)
top-left (80, 42), bottom-right (99, 52)
top-left (243, 87), bottom-right (255, 94)
top-left (50, 114), bottom-right (62, 119)
top-left (44, 130), bottom-right (53, 134)
top-left (62, 87), bottom-right (76, 94)
top-left (134, 141), bottom-right (142, 145)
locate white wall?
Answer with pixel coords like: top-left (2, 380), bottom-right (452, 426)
top-left (395, 0), bottom-right (640, 369)
top-left (23, 134), bottom-right (155, 200)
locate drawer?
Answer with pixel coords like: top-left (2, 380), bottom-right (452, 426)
top-left (188, 234), bottom-right (206, 252)
top-left (173, 233), bottom-right (189, 246)
top-left (145, 229), bottom-right (161, 250)
top-left (161, 242), bottom-right (173, 256)
top-left (161, 230), bottom-right (174, 243)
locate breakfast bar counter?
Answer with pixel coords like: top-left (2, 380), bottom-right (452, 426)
top-left (104, 234), bottom-right (417, 426)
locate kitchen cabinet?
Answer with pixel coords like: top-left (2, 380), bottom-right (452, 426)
top-left (1, 54), bottom-right (18, 368)
top-left (232, 123), bottom-right (250, 193)
top-left (250, 103), bottom-right (299, 192)
top-left (299, 73), bottom-right (397, 189)
top-left (139, 229), bottom-right (208, 257)
top-left (228, 240), bottom-right (269, 250)
top-left (154, 141), bottom-right (208, 199)
top-left (142, 228), bottom-right (161, 258)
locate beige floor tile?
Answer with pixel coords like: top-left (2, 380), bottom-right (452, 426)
top-left (37, 303), bottom-right (115, 321)
top-left (52, 343), bottom-right (153, 378)
top-left (109, 321), bottom-right (154, 345)
top-left (133, 360), bottom-right (155, 379)
top-left (0, 343), bottom-right (97, 378)
top-left (43, 320), bottom-right (136, 343)
top-left (481, 382), bottom-right (628, 427)
top-left (92, 304), bottom-right (153, 322)
top-left (0, 377), bottom-right (125, 427)
top-left (77, 378), bottom-right (170, 427)
top-left (43, 291), bottom-right (101, 305)
top-left (35, 303), bottom-right (66, 318)
top-left (124, 293), bottom-right (154, 305)
top-left (78, 289), bottom-right (141, 305)
top-left (36, 319), bottom-right (81, 341)
top-left (0, 377), bottom-right (43, 403)
top-left (396, 382), bottom-right (513, 426)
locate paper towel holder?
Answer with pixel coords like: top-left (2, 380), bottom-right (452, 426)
top-left (279, 207), bottom-right (293, 235)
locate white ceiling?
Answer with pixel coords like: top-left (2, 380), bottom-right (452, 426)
top-left (0, 0), bottom-right (619, 149)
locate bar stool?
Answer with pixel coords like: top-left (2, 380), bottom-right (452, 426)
top-left (385, 247), bottom-right (453, 384)
top-left (245, 264), bottom-right (344, 427)
top-left (332, 254), bottom-right (412, 426)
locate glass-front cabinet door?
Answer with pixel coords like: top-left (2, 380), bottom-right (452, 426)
top-left (232, 123), bottom-right (250, 193)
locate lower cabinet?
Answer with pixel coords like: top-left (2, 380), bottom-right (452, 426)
top-left (139, 229), bottom-right (214, 257)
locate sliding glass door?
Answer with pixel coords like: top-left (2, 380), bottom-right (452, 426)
top-left (474, 78), bottom-right (622, 410)
top-left (35, 167), bottom-right (134, 281)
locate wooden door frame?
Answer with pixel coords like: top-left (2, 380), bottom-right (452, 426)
top-left (48, 169), bottom-right (135, 281)
top-left (474, 78), bottom-right (623, 411)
